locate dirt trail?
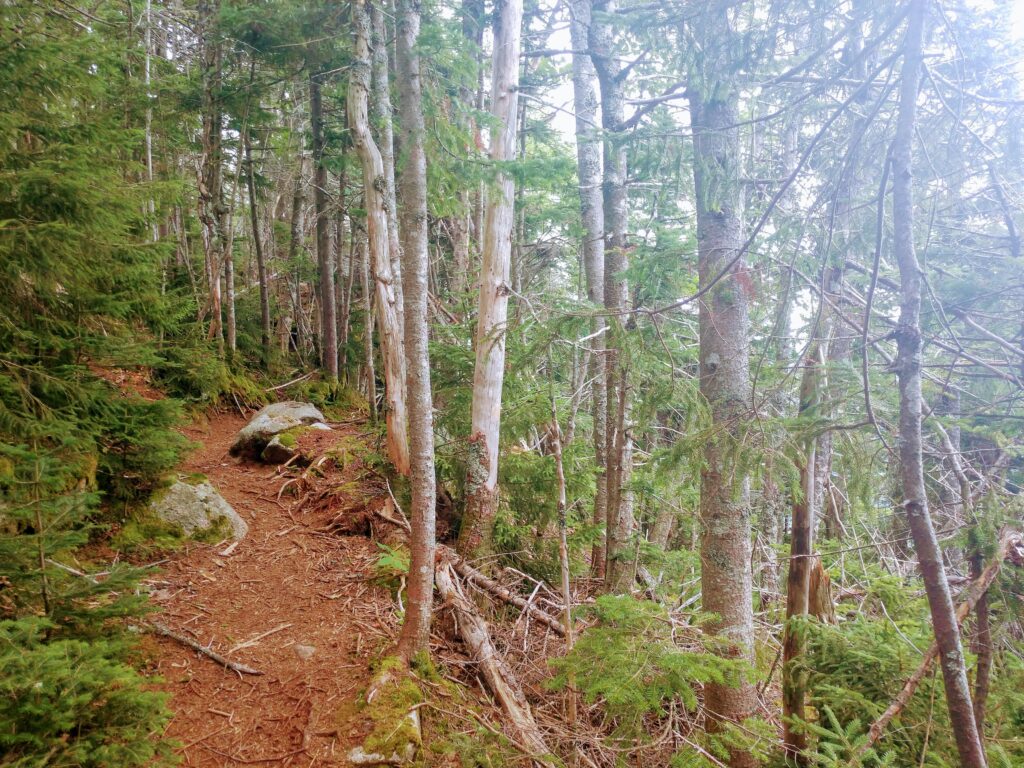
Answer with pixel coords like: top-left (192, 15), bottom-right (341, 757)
top-left (147, 411), bottom-right (398, 767)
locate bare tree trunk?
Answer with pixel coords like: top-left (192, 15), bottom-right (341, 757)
top-left (287, 149), bottom-right (306, 358)
top-left (395, 0), bottom-right (436, 659)
top-left (969, 551), bottom-right (992, 729)
top-left (782, 345), bottom-right (822, 764)
top-left (569, 0), bottom-right (608, 580)
top-left (371, 1), bottom-right (404, 330)
top-left (350, 0), bottom-right (411, 475)
top-left (198, 0), bottom-right (225, 352)
top-left (350, 0), bottom-right (409, 475)
top-left (434, 562), bottom-right (555, 765)
top-left (590, 0), bottom-right (633, 593)
top-left (891, 3), bottom-right (985, 765)
top-left (310, 71), bottom-right (338, 380)
top-left (245, 126), bottom-right (273, 366)
top-left (687, 5), bottom-right (756, 762)
top-left (456, 0), bottom-right (522, 563)
top-left (360, 230), bottom-right (377, 421)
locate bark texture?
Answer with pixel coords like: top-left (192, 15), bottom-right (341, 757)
top-left (309, 71), bottom-right (338, 380)
top-left (589, 0), bottom-right (633, 592)
top-left (782, 345), bottom-right (821, 764)
top-left (569, 0), bottom-right (608, 579)
top-left (349, 0), bottom-right (411, 475)
top-left (395, 0), bottom-right (436, 659)
top-left (687, 4), bottom-right (757, 762)
top-left (244, 128), bottom-right (273, 365)
top-left (456, 0), bottom-right (523, 563)
top-left (891, 3), bottom-right (986, 765)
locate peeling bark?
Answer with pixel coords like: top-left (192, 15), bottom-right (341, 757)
top-left (349, 0), bottom-right (411, 475)
top-left (456, 0), bottom-right (523, 563)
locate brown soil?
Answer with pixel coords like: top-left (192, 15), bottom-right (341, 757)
top-left (146, 411), bottom-right (398, 767)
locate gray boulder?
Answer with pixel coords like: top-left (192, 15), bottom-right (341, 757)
top-left (259, 422), bottom-right (332, 465)
top-left (150, 480), bottom-right (248, 541)
top-left (229, 401), bottom-right (329, 460)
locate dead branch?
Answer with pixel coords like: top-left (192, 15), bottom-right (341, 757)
top-left (149, 621), bottom-right (263, 676)
top-left (854, 528), bottom-right (1023, 759)
top-left (448, 550), bottom-right (567, 638)
top-left (434, 560), bottom-right (557, 767)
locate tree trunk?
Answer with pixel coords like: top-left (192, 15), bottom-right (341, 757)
top-left (891, 3), bottom-right (986, 765)
top-left (569, 0), bottom-right (608, 580)
top-left (245, 127), bottom-right (273, 366)
top-left (349, 0), bottom-right (411, 475)
top-left (434, 562), bottom-right (556, 765)
top-left (589, 0), bottom-right (633, 593)
top-left (394, 0), bottom-right (436, 660)
top-left (310, 71), bottom-right (338, 381)
top-left (456, 0), bottom-right (522, 563)
top-left (687, 4), bottom-right (757, 762)
top-left (856, 529), bottom-right (1021, 759)
top-left (969, 551), bottom-right (991, 729)
top-left (198, 0), bottom-right (225, 352)
top-left (371, 1), bottom-right (404, 331)
top-left (287, 150), bottom-right (306, 359)
top-left (360, 228), bottom-right (378, 421)
top-left (782, 345), bottom-right (822, 764)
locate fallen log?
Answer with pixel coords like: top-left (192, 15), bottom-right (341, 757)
top-left (854, 528), bottom-right (1023, 759)
top-left (449, 552), bottom-right (567, 637)
top-left (149, 621), bottom-right (263, 676)
top-left (434, 560), bottom-right (557, 767)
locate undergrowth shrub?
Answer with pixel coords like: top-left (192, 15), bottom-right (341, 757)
top-left (549, 595), bottom-right (771, 765)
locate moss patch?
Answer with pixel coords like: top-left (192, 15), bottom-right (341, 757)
top-left (113, 511), bottom-right (186, 555)
top-left (351, 658), bottom-right (423, 761)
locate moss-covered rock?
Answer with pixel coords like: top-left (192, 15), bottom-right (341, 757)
top-left (148, 479), bottom-right (247, 541)
top-left (229, 401), bottom-right (331, 460)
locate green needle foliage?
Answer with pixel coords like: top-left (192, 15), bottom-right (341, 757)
top-left (0, 4), bottom-right (184, 764)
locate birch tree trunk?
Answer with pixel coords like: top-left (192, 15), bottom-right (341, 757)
top-left (371, 1), bottom-right (404, 331)
top-left (310, 71), bottom-right (338, 380)
top-left (349, 0), bottom-right (411, 476)
top-left (456, 0), bottom-right (522, 562)
top-left (395, 0), bottom-right (436, 659)
top-left (687, 5), bottom-right (756, 763)
top-left (891, 3), bottom-right (986, 765)
top-left (569, 0), bottom-right (608, 580)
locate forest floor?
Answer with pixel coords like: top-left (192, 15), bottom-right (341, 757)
top-left (144, 410), bottom-right (401, 767)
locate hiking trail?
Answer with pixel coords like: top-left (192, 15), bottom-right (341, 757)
top-left (145, 410), bottom-right (395, 767)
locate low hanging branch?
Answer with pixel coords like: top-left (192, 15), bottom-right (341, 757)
top-left (434, 559), bottom-right (557, 768)
top-left (853, 528), bottom-right (1023, 760)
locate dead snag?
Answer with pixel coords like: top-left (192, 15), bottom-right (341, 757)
top-left (434, 560), bottom-right (556, 767)
top-left (855, 529), bottom-right (1023, 759)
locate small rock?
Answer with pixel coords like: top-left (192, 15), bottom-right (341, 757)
top-left (293, 644), bottom-right (316, 661)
